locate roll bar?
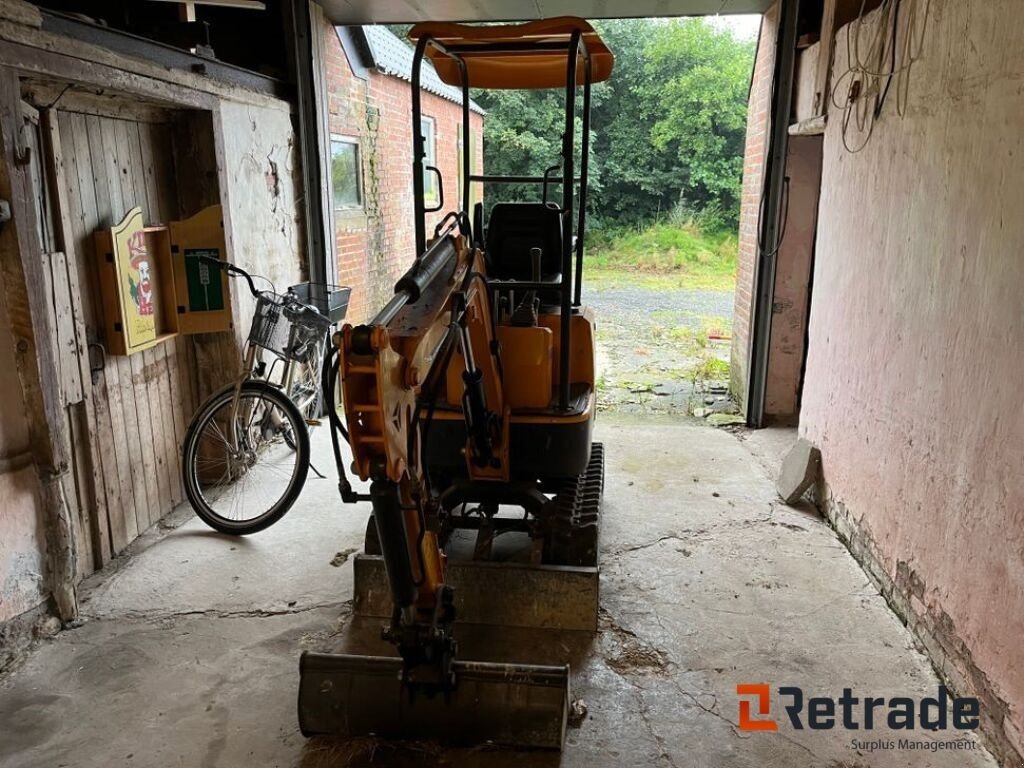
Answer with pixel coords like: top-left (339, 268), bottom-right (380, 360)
top-left (411, 30), bottom-right (593, 411)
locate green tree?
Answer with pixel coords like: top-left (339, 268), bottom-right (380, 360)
top-left (641, 20), bottom-right (754, 222)
top-left (475, 18), bottom-right (754, 230)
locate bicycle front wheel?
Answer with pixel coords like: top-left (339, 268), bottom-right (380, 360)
top-left (182, 381), bottom-right (310, 535)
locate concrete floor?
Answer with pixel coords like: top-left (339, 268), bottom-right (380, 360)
top-left (0, 418), bottom-right (998, 768)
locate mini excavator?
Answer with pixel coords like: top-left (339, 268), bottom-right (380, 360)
top-left (298, 18), bottom-right (613, 749)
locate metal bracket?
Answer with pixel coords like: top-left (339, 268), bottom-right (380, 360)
top-left (87, 342), bottom-right (106, 385)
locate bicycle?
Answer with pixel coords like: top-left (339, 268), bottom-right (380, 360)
top-left (180, 256), bottom-right (350, 535)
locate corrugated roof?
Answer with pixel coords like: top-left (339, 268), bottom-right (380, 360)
top-left (357, 26), bottom-right (485, 115)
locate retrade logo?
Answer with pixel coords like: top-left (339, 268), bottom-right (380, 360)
top-left (736, 684), bottom-right (777, 731)
top-left (736, 685), bottom-right (979, 732)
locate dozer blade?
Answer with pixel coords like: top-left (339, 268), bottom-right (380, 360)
top-left (298, 652), bottom-right (569, 749)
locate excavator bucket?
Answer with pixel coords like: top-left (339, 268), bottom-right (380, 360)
top-left (298, 653), bottom-right (570, 749)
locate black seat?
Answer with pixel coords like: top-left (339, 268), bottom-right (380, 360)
top-left (485, 203), bottom-right (563, 283)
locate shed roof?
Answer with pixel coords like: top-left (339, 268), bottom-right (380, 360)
top-left (345, 25), bottom-right (485, 115)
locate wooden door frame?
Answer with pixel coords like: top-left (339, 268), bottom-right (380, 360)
top-left (0, 67), bottom-right (77, 620)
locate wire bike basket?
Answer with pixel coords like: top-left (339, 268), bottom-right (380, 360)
top-left (289, 282), bottom-right (352, 324)
top-left (249, 292), bottom-right (334, 363)
top-left (248, 282), bottom-right (351, 364)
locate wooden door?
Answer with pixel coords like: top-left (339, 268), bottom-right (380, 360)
top-left (27, 98), bottom-right (201, 570)
top-left (22, 101), bottom-right (98, 576)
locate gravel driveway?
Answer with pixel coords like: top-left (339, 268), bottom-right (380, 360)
top-left (582, 279), bottom-right (737, 415)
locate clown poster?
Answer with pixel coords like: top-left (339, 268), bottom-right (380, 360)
top-left (111, 207), bottom-right (157, 349)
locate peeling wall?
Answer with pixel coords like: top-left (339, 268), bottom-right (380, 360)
top-left (217, 99), bottom-right (305, 340)
top-left (0, 267), bottom-right (46, 624)
top-left (801, 1), bottom-right (1024, 762)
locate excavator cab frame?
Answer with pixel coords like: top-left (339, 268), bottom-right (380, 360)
top-left (409, 17), bottom-right (607, 411)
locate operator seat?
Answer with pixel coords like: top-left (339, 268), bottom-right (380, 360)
top-left (484, 203), bottom-right (564, 292)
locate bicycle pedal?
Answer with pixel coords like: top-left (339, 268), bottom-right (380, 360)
top-left (305, 419), bottom-right (322, 427)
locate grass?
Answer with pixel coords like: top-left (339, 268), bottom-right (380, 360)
top-left (584, 220), bottom-right (738, 293)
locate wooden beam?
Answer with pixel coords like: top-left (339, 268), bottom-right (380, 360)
top-left (814, 0), bottom-right (838, 117)
top-left (0, 68), bottom-right (77, 619)
top-left (0, 19), bottom-right (289, 112)
top-left (0, 37), bottom-right (217, 112)
top-left (146, 0), bottom-right (267, 9)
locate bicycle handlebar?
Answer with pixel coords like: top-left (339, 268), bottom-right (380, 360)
top-left (195, 253), bottom-right (261, 298)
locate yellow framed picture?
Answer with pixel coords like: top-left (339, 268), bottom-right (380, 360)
top-left (111, 207), bottom-right (157, 350)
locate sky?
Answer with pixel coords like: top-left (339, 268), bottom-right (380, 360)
top-left (708, 13), bottom-right (762, 41)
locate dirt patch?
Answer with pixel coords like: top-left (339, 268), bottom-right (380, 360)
top-left (329, 548), bottom-right (358, 567)
top-left (600, 609), bottom-right (672, 676)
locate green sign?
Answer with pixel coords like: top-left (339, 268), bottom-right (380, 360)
top-left (184, 248), bottom-right (224, 312)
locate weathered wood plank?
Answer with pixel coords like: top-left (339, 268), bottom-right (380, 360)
top-left (145, 120), bottom-right (200, 442)
top-left (49, 250), bottom-right (84, 405)
top-left (66, 402), bottom-right (95, 577)
top-left (38, 248), bottom-right (60, 386)
top-left (43, 109), bottom-right (110, 567)
top-left (128, 343), bottom-right (160, 528)
top-left (57, 110), bottom-right (113, 566)
top-left (110, 117), bottom-right (151, 534)
top-left (118, 123), bottom-right (162, 532)
top-left (90, 112), bottom-right (138, 548)
top-left (814, 0), bottom-right (839, 118)
top-left (164, 321), bottom-right (187, 462)
top-left (102, 355), bottom-right (140, 548)
top-left (0, 70), bottom-right (76, 618)
top-left (118, 119), bottom-right (163, 530)
top-left (23, 83), bottom-right (176, 125)
top-left (142, 346), bottom-right (172, 514)
top-left (154, 342), bottom-right (182, 506)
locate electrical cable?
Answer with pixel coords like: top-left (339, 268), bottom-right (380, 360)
top-left (756, 175), bottom-right (791, 259)
top-left (830, 0), bottom-right (932, 153)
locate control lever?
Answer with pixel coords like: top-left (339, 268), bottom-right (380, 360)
top-left (510, 247), bottom-right (542, 327)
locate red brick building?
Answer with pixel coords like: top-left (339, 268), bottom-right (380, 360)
top-left (729, 6), bottom-right (776, 407)
top-left (323, 23), bottom-right (485, 322)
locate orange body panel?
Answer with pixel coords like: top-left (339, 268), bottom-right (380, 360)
top-left (539, 309), bottom-right (595, 387)
top-left (497, 325), bottom-right (554, 410)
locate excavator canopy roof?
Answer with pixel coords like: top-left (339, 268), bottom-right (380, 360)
top-left (408, 17), bottom-right (614, 90)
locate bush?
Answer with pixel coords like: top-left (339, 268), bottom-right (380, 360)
top-left (585, 216), bottom-right (737, 275)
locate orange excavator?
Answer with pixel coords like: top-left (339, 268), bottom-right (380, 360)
top-left (298, 18), bottom-right (613, 749)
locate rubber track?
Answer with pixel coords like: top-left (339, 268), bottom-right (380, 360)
top-left (545, 442), bottom-right (605, 566)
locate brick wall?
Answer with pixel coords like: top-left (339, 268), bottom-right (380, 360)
top-left (729, 5), bottom-right (777, 409)
top-left (323, 22), bottom-right (484, 323)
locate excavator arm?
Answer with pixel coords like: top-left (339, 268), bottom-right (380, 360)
top-left (340, 232), bottom-right (505, 680)
top-left (299, 231), bottom-right (567, 748)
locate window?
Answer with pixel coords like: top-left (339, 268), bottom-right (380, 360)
top-left (330, 136), bottom-right (362, 210)
top-left (420, 116), bottom-right (437, 205)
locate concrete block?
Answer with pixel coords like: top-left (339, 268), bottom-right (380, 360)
top-left (776, 438), bottom-right (821, 505)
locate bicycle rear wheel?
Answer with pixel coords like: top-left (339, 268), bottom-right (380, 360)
top-left (182, 381), bottom-right (310, 535)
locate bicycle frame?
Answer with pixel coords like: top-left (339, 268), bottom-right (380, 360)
top-left (224, 340), bottom-right (310, 456)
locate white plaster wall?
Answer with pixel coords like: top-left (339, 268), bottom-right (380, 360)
top-left (801, 0), bottom-right (1024, 753)
top-left (0, 467), bottom-right (46, 623)
top-left (0, 276), bottom-right (45, 623)
top-left (217, 99), bottom-right (305, 333)
top-left (189, 98), bottom-right (306, 400)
